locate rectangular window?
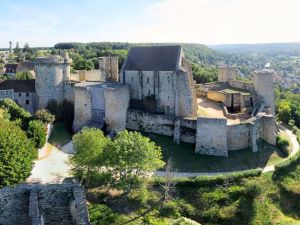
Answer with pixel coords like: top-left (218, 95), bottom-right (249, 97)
top-left (25, 100), bottom-right (30, 105)
top-left (5, 90), bottom-right (9, 96)
top-left (26, 93), bottom-right (29, 97)
top-left (19, 93), bottom-right (21, 97)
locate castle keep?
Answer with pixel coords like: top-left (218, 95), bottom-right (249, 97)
top-left (0, 45), bottom-right (277, 157)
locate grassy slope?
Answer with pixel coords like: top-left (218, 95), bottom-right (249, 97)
top-left (144, 133), bottom-right (287, 172)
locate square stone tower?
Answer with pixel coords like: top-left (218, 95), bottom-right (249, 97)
top-left (218, 66), bottom-right (238, 82)
top-left (99, 57), bottom-right (119, 82)
top-left (254, 70), bottom-right (275, 115)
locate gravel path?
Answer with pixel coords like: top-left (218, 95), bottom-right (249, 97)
top-left (27, 142), bottom-right (74, 184)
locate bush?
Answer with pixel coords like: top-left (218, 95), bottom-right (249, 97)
top-left (0, 119), bottom-right (37, 187)
top-left (276, 136), bottom-right (289, 157)
top-left (160, 201), bottom-right (181, 218)
top-left (27, 120), bottom-right (47, 148)
top-left (153, 168), bottom-right (262, 188)
top-left (0, 98), bottom-right (31, 128)
top-left (35, 109), bottom-right (55, 124)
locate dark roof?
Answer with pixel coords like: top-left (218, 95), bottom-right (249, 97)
top-left (121, 45), bottom-right (182, 71)
top-left (0, 80), bottom-right (36, 93)
top-left (16, 61), bottom-right (35, 72)
top-left (5, 64), bottom-right (18, 73)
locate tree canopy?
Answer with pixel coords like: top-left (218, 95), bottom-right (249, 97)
top-left (0, 119), bottom-right (37, 187)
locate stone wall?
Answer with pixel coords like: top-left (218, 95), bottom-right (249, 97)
top-left (64, 82), bottom-right (76, 103)
top-left (104, 84), bottom-right (130, 132)
top-left (207, 91), bottom-right (228, 105)
top-left (195, 117), bottom-right (228, 157)
top-left (228, 80), bottom-right (254, 92)
top-left (0, 184), bottom-right (90, 225)
top-left (73, 87), bottom-right (92, 132)
top-left (218, 67), bottom-right (237, 82)
top-left (126, 109), bottom-right (197, 143)
top-left (227, 124), bottom-right (250, 150)
top-left (70, 70), bottom-right (105, 82)
top-left (126, 109), bottom-right (175, 136)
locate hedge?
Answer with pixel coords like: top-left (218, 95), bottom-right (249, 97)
top-left (153, 168), bottom-right (262, 188)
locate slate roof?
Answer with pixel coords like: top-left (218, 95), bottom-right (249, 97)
top-left (16, 61), bottom-right (35, 72)
top-left (121, 45), bottom-right (182, 71)
top-left (0, 80), bottom-right (36, 93)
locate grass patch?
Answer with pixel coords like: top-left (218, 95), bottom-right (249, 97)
top-left (144, 133), bottom-right (287, 172)
top-left (48, 122), bottom-right (72, 147)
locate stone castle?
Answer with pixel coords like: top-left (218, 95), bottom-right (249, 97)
top-left (0, 45), bottom-right (276, 157)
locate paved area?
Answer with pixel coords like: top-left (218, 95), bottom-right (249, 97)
top-left (27, 142), bottom-right (74, 184)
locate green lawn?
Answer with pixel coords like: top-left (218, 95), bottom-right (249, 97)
top-left (144, 133), bottom-right (287, 172)
top-left (48, 122), bottom-right (72, 148)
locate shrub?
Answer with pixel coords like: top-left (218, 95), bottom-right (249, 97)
top-left (160, 201), bottom-right (181, 218)
top-left (0, 98), bottom-right (31, 128)
top-left (153, 168), bottom-right (262, 188)
top-left (276, 135), bottom-right (289, 157)
top-left (27, 120), bottom-right (47, 148)
top-left (35, 109), bottom-right (55, 124)
top-left (0, 119), bottom-right (37, 187)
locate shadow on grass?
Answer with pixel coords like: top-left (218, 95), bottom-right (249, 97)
top-left (144, 133), bottom-right (284, 172)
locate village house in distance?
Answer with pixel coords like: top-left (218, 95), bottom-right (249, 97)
top-left (0, 45), bottom-right (276, 157)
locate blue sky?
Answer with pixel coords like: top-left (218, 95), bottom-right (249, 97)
top-left (1, 0), bottom-right (300, 47)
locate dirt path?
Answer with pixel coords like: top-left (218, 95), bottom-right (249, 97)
top-left (27, 141), bottom-right (75, 184)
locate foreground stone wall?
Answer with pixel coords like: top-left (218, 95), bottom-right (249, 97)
top-left (195, 117), bottom-right (228, 157)
top-left (0, 184), bottom-right (90, 225)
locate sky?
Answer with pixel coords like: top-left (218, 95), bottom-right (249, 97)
top-left (0, 0), bottom-right (300, 47)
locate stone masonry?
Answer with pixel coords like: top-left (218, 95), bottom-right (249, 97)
top-left (0, 184), bottom-right (90, 225)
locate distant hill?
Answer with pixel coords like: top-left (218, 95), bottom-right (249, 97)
top-left (54, 42), bottom-right (220, 65)
top-left (210, 43), bottom-right (300, 55)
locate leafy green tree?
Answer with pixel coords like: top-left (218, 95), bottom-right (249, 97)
top-left (191, 63), bottom-right (217, 84)
top-left (277, 102), bottom-right (292, 124)
top-left (71, 128), bottom-right (110, 185)
top-left (27, 120), bottom-right (47, 148)
top-left (103, 130), bottom-right (164, 191)
top-left (0, 98), bottom-right (31, 129)
top-left (0, 119), bottom-right (37, 187)
top-left (86, 59), bottom-right (94, 71)
top-left (35, 109), bottom-right (55, 124)
top-left (16, 71), bottom-right (34, 80)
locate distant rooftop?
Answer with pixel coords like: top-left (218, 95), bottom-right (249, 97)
top-left (121, 45), bottom-right (182, 71)
top-left (0, 79), bottom-right (35, 93)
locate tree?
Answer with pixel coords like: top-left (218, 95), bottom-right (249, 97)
top-left (16, 71), bottom-right (34, 80)
top-left (103, 130), bottom-right (165, 191)
top-left (27, 120), bottom-right (47, 148)
top-left (277, 102), bottom-right (292, 124)
top-left (0, 98), bottom-right (32, 129)
top-left (0, 119), bottom-right (37, 187)
top-left (61, 100), bottom-right (74, 132)
top-left (71, 128), bottom-right (110, 185)
top-left (35, 109), bottom-right (55, 124)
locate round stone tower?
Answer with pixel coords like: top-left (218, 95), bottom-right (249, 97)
top-left (253, 70), bottom-right (275, 115)
top-left (35, 53), bottom-right (71, 109)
